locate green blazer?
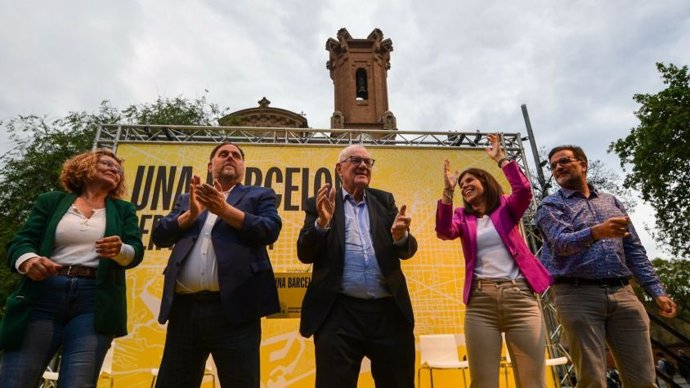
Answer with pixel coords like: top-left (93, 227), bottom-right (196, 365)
top-left (0, 191), bottom-right (144, 350)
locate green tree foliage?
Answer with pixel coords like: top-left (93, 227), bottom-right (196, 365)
top-left (585, 160), bottom-right (637, 211)
top-left (610, 63), bottom-right (690, 258)
top-left (0, 96), bottom-right (228, 314)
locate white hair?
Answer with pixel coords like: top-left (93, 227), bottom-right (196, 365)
top-left (337, 145), bottom-right (369, 163)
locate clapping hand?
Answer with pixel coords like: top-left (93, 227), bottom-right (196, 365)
top-left (316, 183), bottom-right (336, 228)
top-left (195, 180), bottom-right (229, 215)
top-left (188, 175), bottom-right (206, 219)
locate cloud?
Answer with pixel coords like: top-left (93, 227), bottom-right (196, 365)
top-left (1, 0), bottom-right (689, 257)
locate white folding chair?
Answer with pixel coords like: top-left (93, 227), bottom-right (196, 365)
top-left (417, 334), bottom-right (469, 388)
top-left (41, 370), bottom-right (59, 388)
top-left (546, 354), bottom-right (569, 386)
top-left (40, 352), bottom-right (60, 388)
top-left (502, 332), bottom-right (571, 386)
top-left (41, 344), bottom-right (115, 388)
top-left (546, 356), bottom-right (568, 366)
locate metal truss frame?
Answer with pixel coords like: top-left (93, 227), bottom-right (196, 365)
top-left (96, 124), bottom-right (526, 149)
top-left (95, 124), bottom-right (574, 386)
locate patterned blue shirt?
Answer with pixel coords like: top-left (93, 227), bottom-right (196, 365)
top-left (536, 185), bottom-right (665, 297)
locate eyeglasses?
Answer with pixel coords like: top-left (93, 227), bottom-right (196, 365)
top-left (548, 157), bottom-right (578, 171)
top-left (342, 156), bottom-right (375, 168)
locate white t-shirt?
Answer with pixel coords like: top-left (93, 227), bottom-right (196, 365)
top-left (474, 215), bottom-right (522, 280)
top-left (16, 204), bottom-right (135, 271)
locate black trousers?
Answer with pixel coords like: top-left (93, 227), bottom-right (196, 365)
top-left (313, 294), bottom-right (415, 388)
top-left (155, 293), bottom-right (261, 388)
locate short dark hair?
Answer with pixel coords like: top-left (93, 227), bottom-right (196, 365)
top-left (458, 168), bottom-right (504, 216)
top-left (209, 142), bottom-right (245, 161)
top-left (547, 145), bottom-right (588, 166)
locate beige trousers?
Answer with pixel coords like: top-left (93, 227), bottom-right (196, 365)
top-left (465, 279), bottom-right (546, 388)
top-left (552, 283), bottom-right (658, 388)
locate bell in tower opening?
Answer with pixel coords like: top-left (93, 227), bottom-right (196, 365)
top-left (355, 68), bottom-right (368, 101)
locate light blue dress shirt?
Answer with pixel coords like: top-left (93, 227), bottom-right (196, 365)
top-left (339, 190), bottom-right (392, 299)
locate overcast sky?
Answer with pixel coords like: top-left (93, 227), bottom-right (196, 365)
top-left (2, 0), bottom-right (689, 258)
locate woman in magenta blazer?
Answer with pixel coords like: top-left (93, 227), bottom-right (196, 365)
top-left (436, 134), bottom-right (552, 388)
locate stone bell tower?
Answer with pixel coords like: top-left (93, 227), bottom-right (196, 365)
top-left (326, 28), bottom-right (397, 131)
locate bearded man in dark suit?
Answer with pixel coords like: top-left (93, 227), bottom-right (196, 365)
top-left (152, 142), bottom-right (281, 388)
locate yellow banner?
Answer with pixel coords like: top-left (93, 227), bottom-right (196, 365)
top-left (270, 272), bottom-right (312, 319)
top-left (109, 143), bottom-right (523, 388)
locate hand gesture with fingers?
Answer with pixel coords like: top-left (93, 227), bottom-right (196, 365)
top-left (443, 159), bottom-right (459, 191)
top-left (20, 256), bottom-right (62, 281)
top-left (391, 205), bottom-right (411, 241)
top-left (486, 133), bottom-right (506, 163)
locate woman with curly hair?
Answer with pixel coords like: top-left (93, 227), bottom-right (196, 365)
top-left (436, 134), bottom-right (552, 388)
top-left (0, 148), bottom-right (144, 387)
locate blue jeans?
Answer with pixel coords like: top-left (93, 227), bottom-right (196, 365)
top-left (0, 275), bottom-right (112, 388)
top-left (155, 293), bottom-right (261, 388)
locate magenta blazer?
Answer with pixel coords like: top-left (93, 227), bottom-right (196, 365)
top-left (436, 160), bottom-right (553, 304)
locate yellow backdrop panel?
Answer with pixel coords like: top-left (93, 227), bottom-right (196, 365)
top-left (107, 143), bottom-right (544, 388)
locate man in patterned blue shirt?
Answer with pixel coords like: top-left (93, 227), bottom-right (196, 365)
top-left (536, 145), bottom-right (676, 388)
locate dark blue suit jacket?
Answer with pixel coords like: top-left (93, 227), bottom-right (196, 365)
top-left (152, 184), bottom-right (281, 324)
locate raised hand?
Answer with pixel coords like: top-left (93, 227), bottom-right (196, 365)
top-left (188, 175), bottom-right (205, 219)
top-left (485, 133), bottom-right (506, 163)
top-left (20, 256), bottom-right (62, 281)
top-left (391, 204), bottom-right (411, 241)
top-left (316, 184), bottom-right (336, 228)
top-left (444, 159), bottom-right (459, 191)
